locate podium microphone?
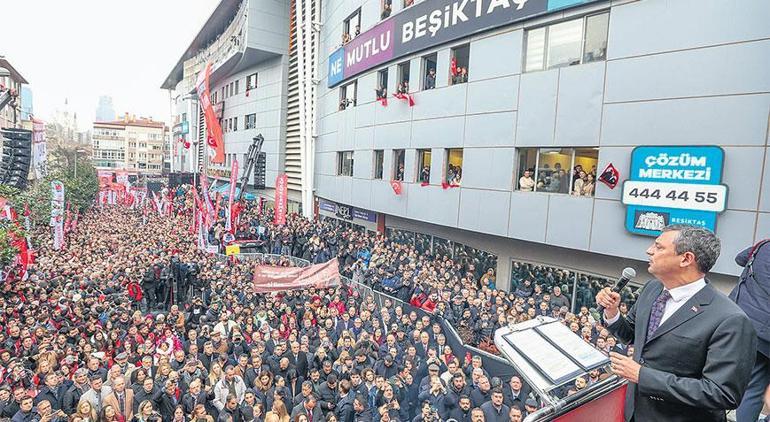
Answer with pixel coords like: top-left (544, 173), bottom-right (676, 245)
top-left (597, 267), bottom-right (636, 315)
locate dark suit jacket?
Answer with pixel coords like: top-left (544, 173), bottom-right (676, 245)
top-left (290, 403), bottom-right (324, 422)
top-left (283, 351), bottom-right (309, 378)
top-left (608, 279), bottom-right (757, 422)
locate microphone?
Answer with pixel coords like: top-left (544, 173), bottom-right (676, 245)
top-left (597, 267), bottom-right (636, 315)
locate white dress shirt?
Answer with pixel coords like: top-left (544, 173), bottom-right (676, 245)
top-left (605, 278), bottom-right (707, 327)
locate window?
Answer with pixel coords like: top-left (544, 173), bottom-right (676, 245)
top-left (516, 147), bottom-right (598, 196)
top-left (234, 80), bottom-right (239, 95)
top-left (524, 12), bottom-right (609, 72)
top-left (445, 149), bottom-right (463, 186)
top-left (417, 149), bottom-right (432, 183)
top-left (246, 73), bottom-right (258, 90)
top-left (397, 62), bottom-right (410, 94)
top-left (393, 149), bottom-right (405, 181)
top-left (342, 9), bottom-right (361, 44)
top-left (245, 113), bottom-right (256, 129)
top-left (583, 13), bottom-right (609, 63)
top-left (450, 44), bottom-right (470, 85)
top-left (339, 80), bottom-right (357, 110)
top-left (381, 0), bottom-right (392, 20)
top-left (221, 87), bottom-right (225, 99)
top-left (422, 53), bottom-right (437, 90)
top-left (374, 150), bottom-right (384, 179)
top-left (376, 69), bottom-right (388, 100)
top-left (337, 151), bottom-right (354, 176)
top-left (233, 117), bottom-right (238, 131)
top-left (181, 112), bottom-right (187, 122)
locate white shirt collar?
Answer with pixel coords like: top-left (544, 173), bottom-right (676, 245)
top-left (665, 278), bottom-right (707, 303)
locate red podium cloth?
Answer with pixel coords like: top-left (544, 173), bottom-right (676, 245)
top-left (554, 384), bottom-right (627, 422)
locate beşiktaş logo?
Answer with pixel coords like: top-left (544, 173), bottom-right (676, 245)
top-left (634, 210), bottom-right (669, 232)
top-left (335, 204), bottom-right (352, 220)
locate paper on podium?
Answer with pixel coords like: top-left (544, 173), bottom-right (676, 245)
top-left (495, 317), bottom-right (610, 392)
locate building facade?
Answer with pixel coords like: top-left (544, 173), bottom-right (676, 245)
top-left (313, 0), bottom-right (770, 290)
top-left (0, 56), bottom-right (28, 130)
top-left (92, 115), bottom-right (167, 174)
top-left (163, 0), bottom-right (321, 212)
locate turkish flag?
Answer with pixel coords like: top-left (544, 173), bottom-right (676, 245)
top-left (599, 163), bottom-right (620, 189)
top-left (450, 57), bottom-right (458, 76)
top-left (390, 180), bottom-right (402, 195)
top-left (379, 96), bottom-right (388, 107)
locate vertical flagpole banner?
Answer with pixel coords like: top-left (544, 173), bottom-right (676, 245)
top-left (50, 180), bottom-right (65, 250)
top-left (196, 62), bottom-right (225, 164)
top-left (273, 173), bottom-right (288, 226)
top-left (31, 119), bottom-right (47, 179)
top-left (225, 159), bottom-right (239, 232)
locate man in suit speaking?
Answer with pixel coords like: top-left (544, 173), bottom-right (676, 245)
top-left (596, 224), bottom-right (757, 422)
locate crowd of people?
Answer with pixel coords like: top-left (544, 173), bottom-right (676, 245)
top-left (518, 164), bottom-right (597, 197)
top-left (0, 185), bottom-right (637, 422)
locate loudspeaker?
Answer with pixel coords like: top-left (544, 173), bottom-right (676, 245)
top-left (0, 129), bottom-right (32, 190)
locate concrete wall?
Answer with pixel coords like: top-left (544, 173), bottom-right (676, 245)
top-left (210, 55), bottom-right (288, 195)
top-left (314, 0), bottom-right (770, 277)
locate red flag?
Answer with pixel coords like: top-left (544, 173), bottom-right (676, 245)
top-left (245, 90), bottom-right (250, 97)
top-left (379, 96), bottom-right (388, 107)
top-left (390, 180), bottom-right (402, 195)
top-left (441, 181), bottom-right (449, 190)
top-left (599, 163), bottom-right (620, 189)
top-left (392, 92), bottom-right (414, 107)
top-left (450, 57), bottom-right (458, 76)
top-left (420, 182), bottom-right (429, 187)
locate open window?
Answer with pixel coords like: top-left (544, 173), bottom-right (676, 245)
top-left (374, 150), bottom-right (384, 179)
top-left (450, 44), bottom-right (470, 85)
top-left (376, 69), bottom-right (389, 100)
top-left (516, 147), bottom-right (598, 196)
top-left (339, 80), bottom-right (357, 110)
top-left (396, 62), bottom-right (410, 94)
top-left (422, 53), bottom-right (437, 90)
top-left (343, 9), bottom-right (361, 44)
top-left (417, 149), bottom-right (432, 184)
top-left (445, 148), bottom-right (463, 186)
top-left (246, 73), bottom-right (258, 91)
top-left (393, 149), bottom-right (405, 181)
top-left (337, 151), bottom-right (354, 176)
top-left (524, 12), bottom-right (610, 73)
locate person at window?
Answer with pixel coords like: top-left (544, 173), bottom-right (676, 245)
top-left (381, 3), bottom-right (391, 19)
top-left (543, 175), bottom-right (560, 193)
top-left (354, 25), bottom-right (360, 36)
top-left (397, 81), bottom-right (409, 94)
top-left (519, 170), bottom-right (535, 192)
top-left (424, 68), bottom-right (436, 90)
top-left (404, 0), bottom-right (414, 6)
top-left (459, 67), bottom-right (468, 83)
top-left (396, 163), bottom-right (405, 181)
top-left (342, 33), bottom-right (351, 45)
top-left (419, 166), bottom-right (430, 183)
top-left (572, 165), bottom-right (584, 187)
top-left (572, 171), bottom-right (588, 196)
top-left (557, 169), bottom-right (569, 194)
top-left (375, 86), bottom-right (387, 100)
top-left (581, 174), bottom-right (596, 197)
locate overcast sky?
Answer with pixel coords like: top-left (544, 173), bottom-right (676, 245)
top-left (0, 0), bottom-right (219, 130)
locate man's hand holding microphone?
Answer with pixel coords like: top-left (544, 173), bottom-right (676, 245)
top-left (595, 268), bottom-right (641, 384)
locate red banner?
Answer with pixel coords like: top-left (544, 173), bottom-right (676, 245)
top-left (252, 259), bottom-right (340, 293)
top-left (196, 62), bottom-right (225, 164)
top-left (273, 173), bottom-right (288, 226)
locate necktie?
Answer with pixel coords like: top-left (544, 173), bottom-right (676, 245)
top-left (117, 393), bottom-right (125, 416)
top-left (647, 290), bottom-right (672, 340)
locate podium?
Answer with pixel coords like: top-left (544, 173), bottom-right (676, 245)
top-left (494, 317), bottom-right (627, 422)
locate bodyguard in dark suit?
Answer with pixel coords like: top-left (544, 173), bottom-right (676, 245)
top-left (597, 224), bottom-right (757, 422)
top-left (731, 239), bottom-right (770, 422)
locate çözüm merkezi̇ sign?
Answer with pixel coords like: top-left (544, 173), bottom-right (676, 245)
top-left (622, 146), bottom-right (728, 236)
top-left (327, 0), bottom-right (598, 87)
